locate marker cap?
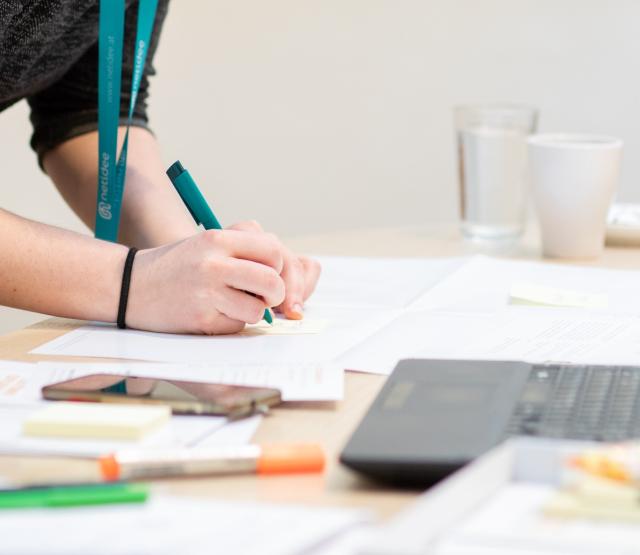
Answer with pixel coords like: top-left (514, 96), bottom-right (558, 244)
top-left (99, 455), bottom-right (121, 481)
top-left (166, 160), bottom-right (185, 181)
top-left (257, 444), bottom-right (325, 475)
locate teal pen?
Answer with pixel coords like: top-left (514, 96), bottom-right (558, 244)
top-left (166, 160), bottom-right (273, 325)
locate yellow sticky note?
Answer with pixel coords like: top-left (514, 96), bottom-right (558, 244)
top-left (544, 477), bottom-right (640, 523)
top-left (23, 402), bottom-right (171, 440)
top-left (239, 319), bottom-right (329, 336)
top-left (509, 282), bottom-right (608, 309)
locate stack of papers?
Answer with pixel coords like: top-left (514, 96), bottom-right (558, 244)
top-left (0, 343), bottom-right (344, 459)
top-left (30, 255), bottom-right (640, 375)
top-left (0, 362), bottom-right (258, 458)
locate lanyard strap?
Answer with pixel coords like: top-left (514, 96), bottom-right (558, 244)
top-left (96, 0), bottom-right (158, 242)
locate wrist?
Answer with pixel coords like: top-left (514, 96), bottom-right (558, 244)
top-left (94, 243), bottom-right (131, 324)
top-left (116, 247), bottom-right (139, 329)
top-left (122, 247), bottom-right (155, 331)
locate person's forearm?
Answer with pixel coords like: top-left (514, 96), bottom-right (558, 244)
top-left (0, 208), bottom-right (127, 321)
top-left (42, 127), bottom-right (197, 248)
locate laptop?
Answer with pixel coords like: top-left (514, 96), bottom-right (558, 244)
top-left (340, 359), bottom-right (640, 486)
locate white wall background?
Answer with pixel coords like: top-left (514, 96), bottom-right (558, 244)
top-left (1, 0), bottom-right (638, 333)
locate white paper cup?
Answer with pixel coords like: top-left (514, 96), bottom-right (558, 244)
top-left (528, 134), bottom-right (622, 259)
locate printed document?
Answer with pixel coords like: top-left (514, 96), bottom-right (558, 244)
top-left (0, 361), bottom-right (96, 405)
top-left (342, 308), bottom-right (640, 374)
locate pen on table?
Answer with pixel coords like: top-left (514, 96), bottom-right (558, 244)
top-left (166, 160), bottom-right (273, 325)
top-left (99, 443), bottom-right (325, 481)
top-left (0, 483), bottom-right (149, 509)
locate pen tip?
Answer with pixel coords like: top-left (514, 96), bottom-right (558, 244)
top-left (264, 308), bottom-right (273, 325)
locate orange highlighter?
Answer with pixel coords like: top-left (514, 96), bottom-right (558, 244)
top-left (99, 444), bottom-right (325, 481)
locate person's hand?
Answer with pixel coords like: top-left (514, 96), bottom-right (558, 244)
top-left (227, 221), bottom-right (321, 319)
top-left (126, 228), bottom-right (286, 334)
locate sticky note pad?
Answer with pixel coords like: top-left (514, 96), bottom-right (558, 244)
top-left (509, 282), bottom-right (609, 309)
top-left (23, 402), bottom-right (171, 441)
top-left (240, 319), bottom-right (329, 336)
top-left (544, 483), bottom-right (640, 523)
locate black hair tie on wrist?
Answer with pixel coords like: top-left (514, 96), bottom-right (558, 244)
top-left (117, 247), bottom-right (138, 329)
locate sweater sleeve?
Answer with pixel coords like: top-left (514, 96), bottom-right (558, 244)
top-left (27, 0), bottom-right (169, 164)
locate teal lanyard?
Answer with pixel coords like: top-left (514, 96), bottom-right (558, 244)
top-left (96, 0), bottom-right (158, 242)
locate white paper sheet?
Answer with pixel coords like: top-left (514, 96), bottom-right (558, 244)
top-left (414, 308), bottom-right (640, 365)
top-left (308, 255), bottom-right (466, 309)
top-left (412, 255), bottom-right (640, 314)
top-left (197, 414), bottom-right (262, 447)
top-left (0, 495), bottom-right (369, 555)
top-left (33, 305), bottom-right (401, 365)
top-left (338, 310), bottom-right (481, 374)
top-left (37, 360), bottom-right (344, 401)
top-left (0, 361), bottom-right (98, 405)
top-left (339, 306), bottom-right (640, 375)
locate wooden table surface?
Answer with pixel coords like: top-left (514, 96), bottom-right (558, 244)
top-left (1, 223), bottom-right (638, 520)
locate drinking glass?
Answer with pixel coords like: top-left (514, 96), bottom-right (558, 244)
top-left (455, 104), bottom-right (538, 241)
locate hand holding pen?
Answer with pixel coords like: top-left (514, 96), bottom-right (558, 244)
top-left (167, 161), bottom-right (274, 324)
top-left (125, 226), bottom-right (286, 334)
top-left (121, 159), bottom-right (321, 335)
top-left (166, 161), bottom-right (321, 322)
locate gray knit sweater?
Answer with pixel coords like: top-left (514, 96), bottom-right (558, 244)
top-left (0, 0), bottom-right (168, 158)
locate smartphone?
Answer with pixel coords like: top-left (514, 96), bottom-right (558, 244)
top-left (42, 374), bottom-right (281, 419)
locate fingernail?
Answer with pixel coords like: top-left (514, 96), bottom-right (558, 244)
top-left (287, 303), bottom-right (304, 320)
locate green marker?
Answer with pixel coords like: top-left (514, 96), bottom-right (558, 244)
top-left (167, 160), bottom-right (273, 325)
top-left (0, 483), bottom-right (149, 510)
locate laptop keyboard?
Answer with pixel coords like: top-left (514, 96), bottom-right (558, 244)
top-left (504, 364), bottom-right (640, 442)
